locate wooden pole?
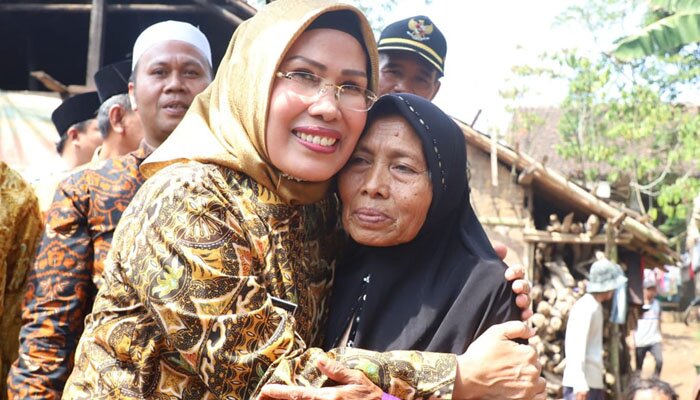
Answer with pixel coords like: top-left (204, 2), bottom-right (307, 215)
top-left (490, 131), bottom-right (498, 187)
top-left (0, 4), bottom-right (205, 12)
top-left (85, 0), bottom-right (105, 87)
top-left (224, 0), bottom-right (257, 18)
top-left (605, 219), bottom-right (622, 399)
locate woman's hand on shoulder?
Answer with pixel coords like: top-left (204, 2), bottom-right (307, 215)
top-left (492, 240), bottom-right (533, 321)
top-left (453, 321), bottom-right (546, 400)
top-left (504, 263), bottom-right (533, 320)
top-left (259, 356), bottom-right (383, 400)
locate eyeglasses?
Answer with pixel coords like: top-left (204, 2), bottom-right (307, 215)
top-left (276, 71), bottom-right (377, 112)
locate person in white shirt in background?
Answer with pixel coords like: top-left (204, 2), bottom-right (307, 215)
top-left (562, 259), bottom-right (628, 400)
top-left (632, 277), bottom-right (663, 376)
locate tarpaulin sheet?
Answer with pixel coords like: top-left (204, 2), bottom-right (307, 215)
top-left (0, 90), bottom-right (64, 180)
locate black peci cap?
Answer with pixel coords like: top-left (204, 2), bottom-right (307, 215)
top-left (51, 91), bottom-right (100, 137)
top-left (378, 15), bottom-right (447, 76)
top-left (94, 60), bottom-right (131, 103)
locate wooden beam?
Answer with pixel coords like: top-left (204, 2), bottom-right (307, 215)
top-left (0, 4), bottom-right (207, 13)
top-left (517, 165), bottom-right (536, 185)
top-left (85, 0), bottom-right (105, 87)
top-left (192, 0), bottom-right (244, 26)
top-left (479, 217), bottom-right (527, 227)
top-left (29, 71), bottom-right (68, 94)
top-left (523, 229), bottom-right (633, 245)
top-left (454, 119), bottom-right (671, 248)
top-left (224, 0), bottom-right (257, 18)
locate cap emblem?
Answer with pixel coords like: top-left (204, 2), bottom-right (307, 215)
top-left (407, 18), bottom-right (433, 41)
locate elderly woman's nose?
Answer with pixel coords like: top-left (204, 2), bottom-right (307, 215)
top-left (360, 164), bottom-right (390, 198)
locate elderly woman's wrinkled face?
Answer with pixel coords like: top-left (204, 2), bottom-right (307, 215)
top-left (339, 114), bottom-right (432, 247)
top-left (267, 28), bottom-right (369, 182)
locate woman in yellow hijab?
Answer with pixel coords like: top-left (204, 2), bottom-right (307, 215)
top-left (63, 1), bottom-right (459, 399)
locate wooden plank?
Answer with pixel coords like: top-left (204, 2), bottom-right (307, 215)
top-left (523, 229), bottom-right (633, 245)
top-left (0, 4), bottom-right (205, 12)
top-left (85, 0), bottom-right (105, 86)
top-left (224, 0), bottom-right (256, 18)
top-left (192, 0), bottom-right (244, 25)
top-left (29, 71), bottom-right (68, 94)
top-left (478, 217), bottom-right (527, 227)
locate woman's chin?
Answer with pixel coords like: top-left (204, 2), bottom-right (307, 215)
top-left (349, 231), bottom-right (403, 247)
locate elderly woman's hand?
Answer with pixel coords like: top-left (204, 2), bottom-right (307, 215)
top-left (453, 321), bottom-right (546, 400)
top-left (258, 357), bottom-right (384, 400)
top-left (492, 240), bottom-right (533, 321)
top-left (504, 263), bottom-right (534, 321)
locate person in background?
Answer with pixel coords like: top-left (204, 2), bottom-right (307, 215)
top-left (377, 15), bottom-right (444, 100)
top-left (0, 162), bottom-right (43, 400)
top-left (562, 259), bottom-right (628, 400)
top-left (33, 92), bottom-right (102, 215)
top-left (91, 60), bottom-right (144, 161)
top-left (52, 92), bottom-right (103, 170)
top-left (7, 20), bottom-right (213, 399)
top-left (632, 276), bottom-right (663, 377)
top-left (375, 16), bottom-right (528, 278)
top-left (687, 193), bottom-right (700, 303)
top-left (623, 376), bottom-right (678, 400)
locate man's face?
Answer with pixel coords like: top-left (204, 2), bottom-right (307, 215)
top-left (378, 51), bottom-right (441, 100)
top-left (74, 118), bottom-right (103, 163)
top-left (129, 40), bottom-right (211, 147)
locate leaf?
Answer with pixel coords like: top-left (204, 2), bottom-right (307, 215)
top-left (612, 12), bottom-right (700, 61)
top-left (649, 0), bottom-right (700, 14)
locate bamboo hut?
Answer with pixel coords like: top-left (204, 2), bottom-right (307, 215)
top-left (457, 119), bottom-right (678, 399)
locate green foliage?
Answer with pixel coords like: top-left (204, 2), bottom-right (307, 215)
top-left (504, 0), bottom-right (700, 237)
top-left (613, 12), bottom-right (700, 61)
top-left (649, 0), bottom-right (700, 14)
top-left (612, 0), bottom-right (700, 61)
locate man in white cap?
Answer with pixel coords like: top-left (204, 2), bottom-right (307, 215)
top-left (562, 259), bottom-right (628, 400)
top-left (7, 20), bottom-right (212, 399)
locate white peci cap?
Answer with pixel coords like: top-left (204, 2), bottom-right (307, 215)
top-left (131, 20), bottom-right (212, 70)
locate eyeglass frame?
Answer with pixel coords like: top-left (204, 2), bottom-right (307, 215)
top-left (275, 71), bottom-right (378, 112)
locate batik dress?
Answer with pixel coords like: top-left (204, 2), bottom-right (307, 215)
top-left (63, 162), bottom-right (457, 400)
top-left (0, 162), bottom-right (42, 400)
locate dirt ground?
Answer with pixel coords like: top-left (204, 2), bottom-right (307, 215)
top-left (635, 313), bottom-right (700, 399)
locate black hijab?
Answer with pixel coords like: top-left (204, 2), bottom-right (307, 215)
top-left (324, 93), bottom-right (521, 354)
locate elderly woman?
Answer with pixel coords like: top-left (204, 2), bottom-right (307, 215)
top-left (326, 92), bottom-right (528, 353)
top-left (63, 1), bottom-right (540, 399)
top-left (261, 94), bottom-right (545, 400)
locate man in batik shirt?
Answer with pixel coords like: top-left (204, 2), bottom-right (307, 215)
top-left (0, 162), bottom-right (42, 400)
top-left (7, 21), bottom-right (213, 399)
top-left (32, 92), bottom-right (102, 216)
top-left (90, 59), bottom-right (144, 162)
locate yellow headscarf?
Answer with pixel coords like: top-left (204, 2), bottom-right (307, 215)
top-left (141, 0), bottom-right (378, 205)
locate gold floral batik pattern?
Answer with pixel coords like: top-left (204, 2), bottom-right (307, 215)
top-left (0, 162), bottom-right (43, 400)
top-left (63, 162), bottom-right (456, 400)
